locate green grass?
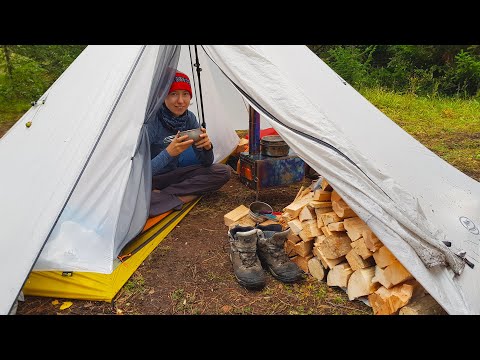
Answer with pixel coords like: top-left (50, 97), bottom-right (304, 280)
top-left (123, 273), bottom-right (145, 294)
top-left (0, 100), bottom-right (30, 134)
top-left (360, 88), bottom-right (480, 181)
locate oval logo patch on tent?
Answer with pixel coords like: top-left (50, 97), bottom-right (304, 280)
top-left (459, 216), bottom-right (479, 235)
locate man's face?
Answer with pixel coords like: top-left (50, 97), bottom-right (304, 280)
top-left (164, 90), bottom-right (191, 117)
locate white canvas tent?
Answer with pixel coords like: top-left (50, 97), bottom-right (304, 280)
top-left (1, 45), bottom-right (479, 315)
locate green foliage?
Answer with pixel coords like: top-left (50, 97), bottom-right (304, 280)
top-left (0, 52), bottom-right (49, 101)
top-left (0, 45), bottom-right (86, 104)
top-left (11, 45), bottom-right (86, 79)
top-left (308, 45), bottom-right (480, 98)
top-left (325, 45), bottom-right (379, 89)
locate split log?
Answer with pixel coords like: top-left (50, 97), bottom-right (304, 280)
top-left (224, 205), bottom-right (250, 226)
top-left (328, 221), bottom-right (345, 232)
top-left (314, 207), bottom-right (333, 217)
top-left (314, 235), bottom-right (326, 246)
top-left (284, 196), bottom-right (314, 218)
top-left (383, 260), bottom-right (413, 286)
top-left (313, 246), bottom-right (345, 269)
top-left (316, 215), bottom-right (324, 229)
top-left (372, 246), bottom-right (397, 268)
top-left (233, 138), bottom-right (249, 155)
top-left (294, 238), bottom-right (315, 257)
top-left (287, 219), bottom-right (303, 235)
top-left (284, 240), bottom-right (297, 257)
top-left (371, 265), bottom-right (393, 289)
top-left (399, 294), bottom-right (447, 315)
top-left (308, 257), bottom-right (326, 281)
top-left (291, 254), bottom-right (313, 274)
top-left (320, 211), bottom-right (342, 226)
top-left (313, 190), bottom-right (332, 201)
top-left (321, 177), bottom-right (333, 191)
top-left (350, 237), bottom-right (373, 259)
top-left (347, 267), bottom-right (380, 300)
top-left (362, 229), bottom-right (383, 252)
top-left (332, 199), bottom-right (357, 218)
top-left (317, 233), bottom-right (352, 259)
top-left (343, 217), bottom-right (369, 241)
top-left (368, 283), bottom-right (414, 315)
top-left (228, 214), bottom-right (257, 229)
top-left (298, 206), bottom-right (316, 222)
top-left (321, 226), bottom-right (333, 237)
top-left (309, 200), bottom-right (333, 209)
top-left (402, 279), bottom-right (427, 300)
top-left (301, 219), bottom-right (320, 238)
top-left (345, 249), bottom-right (375, 271)
top-left (330, 190), bottom-right (342, 203)
top-left (287, 230), bottom-right (302, 244)
top-left (327, 262), bottom-right (353, 288)
top-left (299, 186), bottom-right (313, 199)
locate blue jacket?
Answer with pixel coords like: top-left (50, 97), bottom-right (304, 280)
top-left (146, 110), bottom-right (214, 176)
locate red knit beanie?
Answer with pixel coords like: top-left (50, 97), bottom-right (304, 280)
top-left (168, 71), bottom-right (192, 97)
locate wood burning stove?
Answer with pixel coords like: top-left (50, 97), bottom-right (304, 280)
top-left (238, 106), bottom-right (306, 200)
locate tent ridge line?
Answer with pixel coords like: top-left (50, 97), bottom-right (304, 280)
top-left (228, 79), bottom-right (395, 205)
top-left (199, 46), bottom-right (390, 200)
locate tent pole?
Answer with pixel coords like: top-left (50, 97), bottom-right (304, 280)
top-left (193, 45), bottom-right (206, 128)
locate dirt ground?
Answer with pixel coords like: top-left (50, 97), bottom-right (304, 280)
top-left (16, 168), bottom-right (373, 316)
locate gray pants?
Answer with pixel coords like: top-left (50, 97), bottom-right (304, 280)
top-left (149, 163), bottom-right (231, 217)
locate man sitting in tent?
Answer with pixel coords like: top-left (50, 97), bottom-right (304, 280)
top-left (146, 71), bottom-right (231, 217)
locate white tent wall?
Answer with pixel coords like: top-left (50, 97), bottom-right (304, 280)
top-left (254, 45), bottom-right (480, 314)
top-left (0, 45), bottom-right (149, 314)
top-left (33, 46), bottom-right (165, 274)
top-left (203, 45), bottom-right (479, 314)
top-left (177, 45), bottom-right (239, 162)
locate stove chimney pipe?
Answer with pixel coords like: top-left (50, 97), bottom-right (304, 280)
top-left (248, 106), bottom-right (260, 155)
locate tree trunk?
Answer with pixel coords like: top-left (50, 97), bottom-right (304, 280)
top-left (2, 45), bottom-right (13, 78)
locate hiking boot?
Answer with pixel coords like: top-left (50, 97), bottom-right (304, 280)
top-left (228, 225), bottom-right (266, 290)
top-left (256, 224), bottom-right (304, 283)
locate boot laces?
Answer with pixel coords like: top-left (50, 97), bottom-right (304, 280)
top-left (229, 238), bottom-right (258, 268)
top-left (265, 243), bottom-right (289, 264)
top-left (238, 249), bottom-right (259, 268)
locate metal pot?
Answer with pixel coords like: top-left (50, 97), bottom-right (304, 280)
top-left (249, 201), bottom-right (274, 222)
top-left (260, 135), bottom-right (290, 157)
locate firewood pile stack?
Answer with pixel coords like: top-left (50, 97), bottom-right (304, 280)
top-left (223, 177), bottom-right (447, 315)
top-left (278, 177), bottom-right (446, 315)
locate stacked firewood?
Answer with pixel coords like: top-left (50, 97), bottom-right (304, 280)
top-left (279, 178), bottom-right (446, 315)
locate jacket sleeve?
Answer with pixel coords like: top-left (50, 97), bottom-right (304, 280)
top-left (146, 118), bottom-right (175, 176)
top-left (151, 150), bottom-right (175, 175)
top-left (193, 144), bottom-right (214, 166)
top-left (187, 113), bottom-right (214, 166)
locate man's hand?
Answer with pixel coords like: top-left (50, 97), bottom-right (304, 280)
top-left (194, 127), bottom-right (212, 150)
top-left (166, 133), bottom-right (194, 157)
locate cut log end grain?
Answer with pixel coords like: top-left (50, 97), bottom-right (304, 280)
top-left (308, 257), bottom-right (326, 281)
top-left (327, 262), bottom-right (353, 288)
top-left (347, 267), bottom-right (380, 300)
